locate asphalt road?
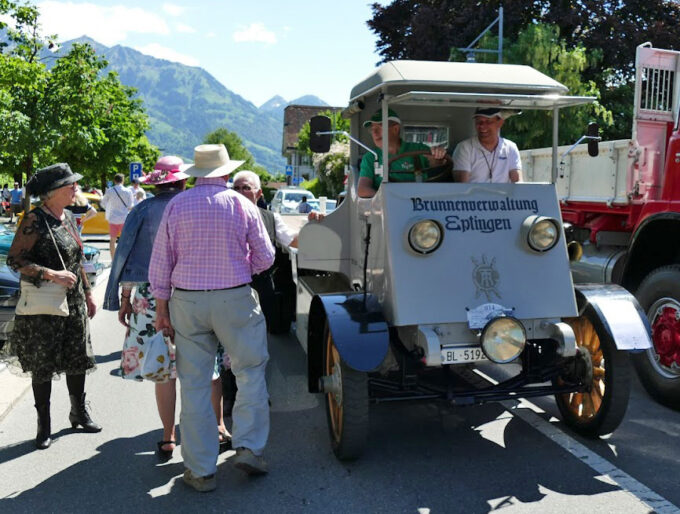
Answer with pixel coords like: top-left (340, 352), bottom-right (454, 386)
top-left (0, 248), bottom-right (679, 513)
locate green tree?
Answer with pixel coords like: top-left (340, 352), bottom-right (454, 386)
top-left (459, 24), bottom-right (612, 149)
top-left (203, 127), bottom-right (271, 183)
top-left (44, 43), bottom-right (159, 187)
top-left (0, 3), bottom-right (159, 194)
top-left (368, 0), bottom-right (680, 142)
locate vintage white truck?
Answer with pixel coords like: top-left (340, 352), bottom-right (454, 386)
top-left (277, 58), bottom-right (652, 461)
top-left (520, 44), bottom-right (680, 408)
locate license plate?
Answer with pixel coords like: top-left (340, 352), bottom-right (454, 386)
top-left (441, 346), bottom-right (488, 365)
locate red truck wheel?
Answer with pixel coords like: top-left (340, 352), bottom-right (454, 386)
top-left (555, 304), bottom-right (631, 436)
top-left (632, 266), bottom-right (680, 409)
top-left (323, 321), bottom-right (369, 461)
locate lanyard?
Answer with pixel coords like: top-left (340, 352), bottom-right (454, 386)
top-left (480, 144), bottom-right (498, 182)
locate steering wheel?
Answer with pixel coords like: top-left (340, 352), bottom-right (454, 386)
top-left (386, 150), bottom-right (453, 182)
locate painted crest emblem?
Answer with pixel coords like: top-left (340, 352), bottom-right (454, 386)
top-left (471, 255), bottom-right (501, 301)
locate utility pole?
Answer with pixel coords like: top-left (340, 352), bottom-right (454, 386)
top-left (456, 6), bottom-right (504, 63)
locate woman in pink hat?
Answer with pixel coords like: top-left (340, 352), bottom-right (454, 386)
top-left (104, 156), bottom-right (230, 461)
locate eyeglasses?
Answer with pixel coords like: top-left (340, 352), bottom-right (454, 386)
top-left (233, 185), bottom-right (253, 192)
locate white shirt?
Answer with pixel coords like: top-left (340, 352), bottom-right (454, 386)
top-left (453, 136), bottom-right (521, 183)
top-left (101, 184), bottom-right (134, 224)
top-left (273, 212), bottom-right (297, 247)
top-left (130, 185), bottom-right (143, 206)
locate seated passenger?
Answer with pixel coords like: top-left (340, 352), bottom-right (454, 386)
top-left (357, 108), bottom-right (447, 198)
top-left (452, 108), bottom-right (522, 183)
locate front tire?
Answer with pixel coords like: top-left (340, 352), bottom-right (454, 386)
top-left (323, 322), bottom-right (368, 461)
top-left (556, 303), bottom-right (631, 437)
top-left (632, 266), bottom-right (680, 408)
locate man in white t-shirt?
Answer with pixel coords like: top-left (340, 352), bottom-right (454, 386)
top-left (101, 173), bottom-right (134, 258)
top-left (452, 108), bottom-right (522, 183)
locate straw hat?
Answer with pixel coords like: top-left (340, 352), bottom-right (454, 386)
top-left (180, 144), bottom-right (245, 178)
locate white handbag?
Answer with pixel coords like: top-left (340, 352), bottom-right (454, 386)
top-left (140, 331), bottom-right (172, 383)
top-left (15, 214), bottom-right (69, 317)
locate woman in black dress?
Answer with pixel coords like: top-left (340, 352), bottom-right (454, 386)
top-left (2, 163), bottom-right (101, 449)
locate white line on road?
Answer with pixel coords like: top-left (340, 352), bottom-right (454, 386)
top-left (472, 369), bottom-right (680, 514)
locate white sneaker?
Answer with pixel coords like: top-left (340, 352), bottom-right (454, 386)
top-left (233, 447), bottom-right (269, 475)
top-left (182, 469), bottom-right (216, 492)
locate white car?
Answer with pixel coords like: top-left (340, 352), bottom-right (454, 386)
top-left (270, 187), bottom-right (316, 214)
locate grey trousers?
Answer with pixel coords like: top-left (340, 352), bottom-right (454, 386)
top-left (170, 286), bottom-right (270, 477)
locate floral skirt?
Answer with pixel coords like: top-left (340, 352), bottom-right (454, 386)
top-left (120, 283), bottom-right (224, 381)
top-left (1, 283), bottom-right (96, 382)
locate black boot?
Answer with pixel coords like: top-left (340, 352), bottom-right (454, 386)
top-left (35, 402), bottom-right (51, 449)
top-left (68, 393), bottom-right (102, 432)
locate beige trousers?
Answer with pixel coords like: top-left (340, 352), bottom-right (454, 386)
top-left (170, 285), bottom-right (269, 477)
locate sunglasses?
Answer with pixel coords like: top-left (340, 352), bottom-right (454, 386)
top-left (233, 185), bottom-right (254, 192)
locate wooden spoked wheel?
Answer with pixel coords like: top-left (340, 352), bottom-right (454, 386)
top-left (555, 304), bottom-right (631, 437)
top-left (560, 316), bottom-right (605, 420)
top-left (323, 322), bottom-right (369, 461)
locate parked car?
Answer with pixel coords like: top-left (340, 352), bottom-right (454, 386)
top-left (270, 187), bottom-right (316, 214)
top-left (0, 254), bottom-right (19, 349)
top-left (307, 199), bottom-right (337, 214)
top-left (79, 192), bottom-right (108, 236)
top-left (0, 227), bottom-right (103, 285)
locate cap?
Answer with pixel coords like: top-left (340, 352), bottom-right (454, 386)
top-left (363, 108), bottom-right (401, 127)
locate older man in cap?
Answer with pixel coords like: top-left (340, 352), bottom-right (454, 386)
top-left (149, 144), bottom-right (274, 492)
top-left (452, 108), bottom-right (522, 183)
top-left (357, 108), bottom-right (447, 198)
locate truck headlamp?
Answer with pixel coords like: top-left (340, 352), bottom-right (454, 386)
top-left (480, 317), bottom-right (526, 363)
top-left (408, 219), bottom-right (443, 254)
top-left (522, 215), bottom-right (560, 252)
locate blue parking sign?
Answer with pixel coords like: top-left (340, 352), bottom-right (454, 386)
top-left (129, 162), bottom-right (143, 182)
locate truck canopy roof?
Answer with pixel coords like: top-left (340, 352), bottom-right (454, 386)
top-left (349, 60), bottom-right (593, 110)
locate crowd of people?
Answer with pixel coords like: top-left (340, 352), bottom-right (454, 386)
top-left (0, 106), bottom-right (520, 492)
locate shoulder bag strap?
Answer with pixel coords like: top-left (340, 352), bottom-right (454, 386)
top-left (112, 186), bottom-right (129, 209)
top-left (43, 214), bottom-right (67, 271)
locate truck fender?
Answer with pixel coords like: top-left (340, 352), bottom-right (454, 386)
top-left (573, 284), bottom-right (652, 351)
top-left (307, 293), bottom-right (389, 393)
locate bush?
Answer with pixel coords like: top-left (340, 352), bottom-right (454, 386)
top-left (300, 178), bottom-right (324, 197)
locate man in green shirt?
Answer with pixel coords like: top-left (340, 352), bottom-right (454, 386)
top-left (357, 109), bottom-right (447, 198)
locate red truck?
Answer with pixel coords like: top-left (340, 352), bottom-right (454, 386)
top-left (521, 43), bottom-right (680, 407)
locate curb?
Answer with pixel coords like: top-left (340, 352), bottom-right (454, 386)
top-left (0, 367), bottom-right (31, 422)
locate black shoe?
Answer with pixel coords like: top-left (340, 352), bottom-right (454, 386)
top-left (156, 440), bottom-right (175, 462)
top-left (35, 403), bottom-right (51, 450)
top-left (69, 393), bottom-right (102, 432)
top-left (218, 431), bottom-right (232, 454)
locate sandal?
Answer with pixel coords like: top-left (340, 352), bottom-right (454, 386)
top-left (218, 431), bottom-right (232, 454)
top-left (156, 440), bottom-right (175, 462)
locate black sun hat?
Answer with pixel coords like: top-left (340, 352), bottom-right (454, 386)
top-left (26, 163), bottom-right (83, 197)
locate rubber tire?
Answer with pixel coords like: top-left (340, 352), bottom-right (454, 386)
top-left (323, 322), bottom-right (369, 461)
top-left (632, 265), bottom-right (680, 409)
top-left (556, 303), bottom-right (632, 437)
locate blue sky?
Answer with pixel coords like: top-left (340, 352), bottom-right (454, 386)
top-left (31, 0), bottom-right (387, 108)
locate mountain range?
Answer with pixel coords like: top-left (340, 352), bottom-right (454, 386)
top-left (52, 37), bottom-right (329, 172)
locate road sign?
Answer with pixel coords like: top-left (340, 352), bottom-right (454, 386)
top-left (129, 162), bottom-right (143, 182)
top-left (285, 165), bottom-right (293, 176)
top-left (292, 176), bottom-right (301, 185)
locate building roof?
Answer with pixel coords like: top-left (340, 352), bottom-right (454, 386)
top-left (282, 104), bottom-right (343, 155)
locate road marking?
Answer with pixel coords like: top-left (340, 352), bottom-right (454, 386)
top-left (472, 369), bottom-right (680, 514)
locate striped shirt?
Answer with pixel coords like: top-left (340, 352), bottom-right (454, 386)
top-left (149, 177), bottom-right (275, 300)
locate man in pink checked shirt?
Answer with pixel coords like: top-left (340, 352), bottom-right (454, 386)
top-left (149, 144), bottom-right (275, 493)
